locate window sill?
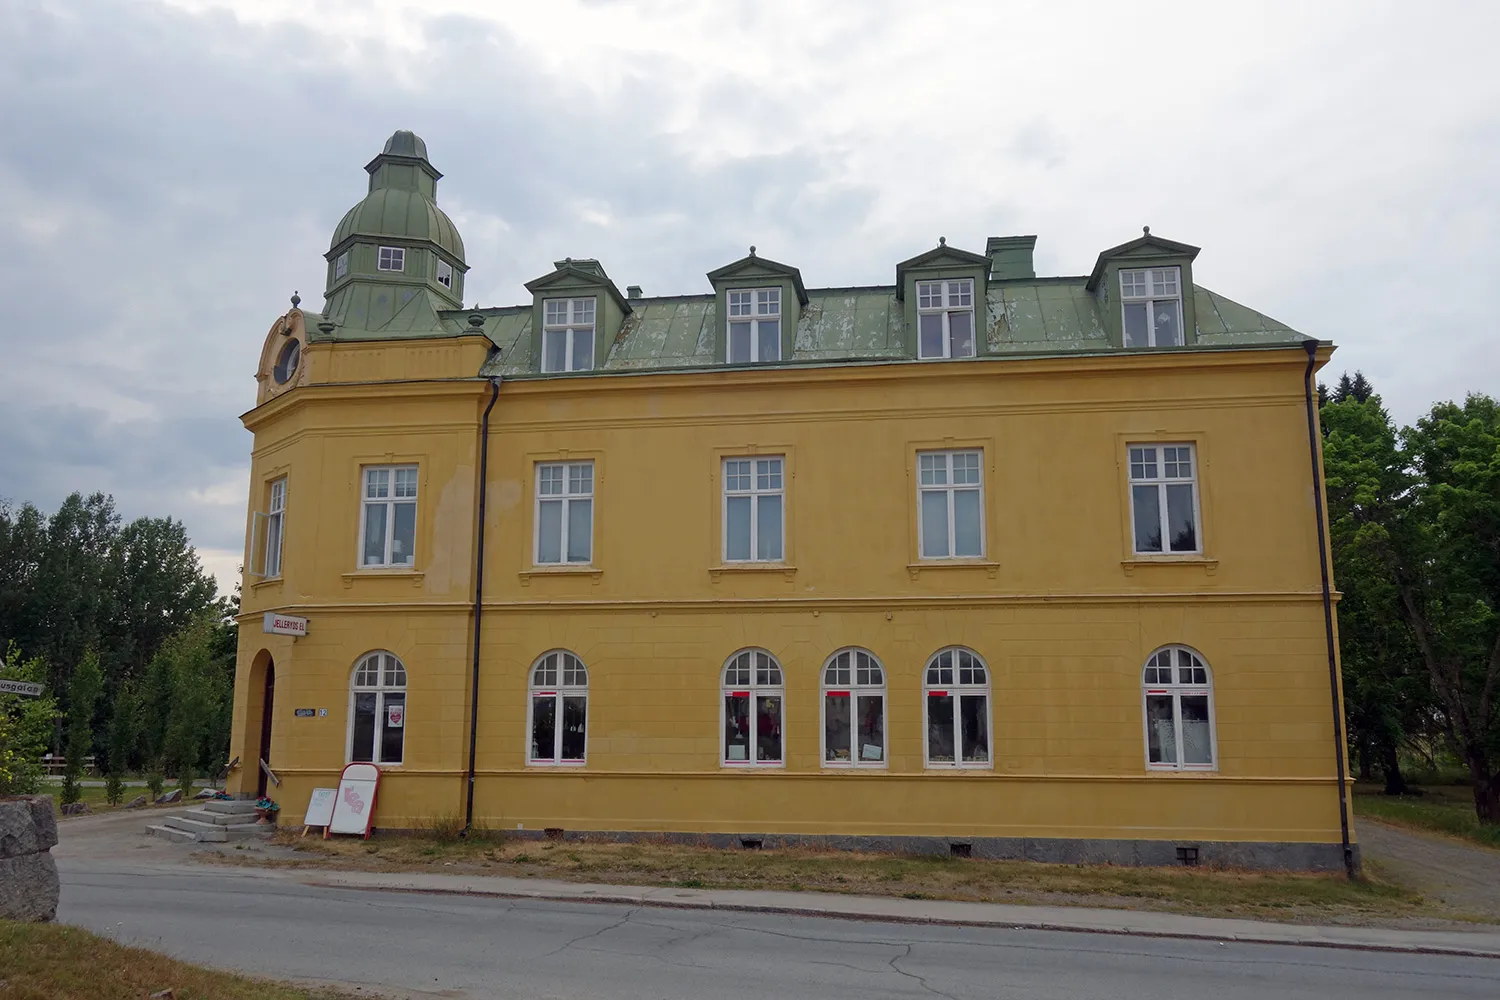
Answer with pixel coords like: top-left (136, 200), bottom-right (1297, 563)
top-left (518, 566), bottom-right (603, 586)
top-left (526, 760), bottom-right (587, 768)
top-left (341, 569), bottom-right (424, 589)
top-left (1145, 767), bottom-right (1219, 775)
top-left (906, 560), bottom-right (1000, 580)
top-left (709, 563), bottom-right (797, 582)
top-left (923, 764), bottom-right (996, 772)
top-left (1121, 556), bottom-right (1218, 576)
top-left (720, 761), bottom-right (786, 770)
top-left (249, 576), bottom-right (284, 591)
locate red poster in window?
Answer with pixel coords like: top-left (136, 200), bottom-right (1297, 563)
top-left (387, 703), bottom-right (404, 728)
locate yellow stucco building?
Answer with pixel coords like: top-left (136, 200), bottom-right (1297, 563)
top-left (230, 131), bottom-right (1355, 870)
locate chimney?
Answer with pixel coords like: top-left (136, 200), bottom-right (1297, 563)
top-left (626, 285), bottom-right (643, 299)
top-left (986, 236), bottom-right (1037, 280)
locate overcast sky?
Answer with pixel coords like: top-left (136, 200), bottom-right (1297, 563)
top-left (2, 0), bottom-right (1497, 593)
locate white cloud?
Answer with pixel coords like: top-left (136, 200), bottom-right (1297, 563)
top-left (1, 0), bottom-right (1497, 590)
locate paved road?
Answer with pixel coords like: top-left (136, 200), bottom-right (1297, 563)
top-left (58, 864), bottom-right (1500, 1000)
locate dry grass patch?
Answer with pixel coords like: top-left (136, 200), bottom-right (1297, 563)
top-left (246, 828), bottom-right (1423, 924)
top-left (0, 920), bottom-right (368, 999)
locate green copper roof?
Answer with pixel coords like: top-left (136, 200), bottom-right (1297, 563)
top-left (330, 187), bottom-right (465, 260)
top-left (469, 279), bottom-right (1304, 377)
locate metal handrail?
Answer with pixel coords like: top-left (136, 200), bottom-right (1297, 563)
top-left (259, 758), bottom-right (281, 787)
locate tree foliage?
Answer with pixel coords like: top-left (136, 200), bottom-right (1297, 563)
top-left (0, 644), bottom-right (57, 796)
top-left (1322, 378), bottom-right (1500, 823)
top-left (61, 650), bottom-right (103, 805)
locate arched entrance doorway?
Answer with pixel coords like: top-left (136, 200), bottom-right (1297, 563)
top-left (257, 660), bottom-right (276, 797)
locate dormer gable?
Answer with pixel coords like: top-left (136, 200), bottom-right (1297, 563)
top-left (1087, 228), bottom-right (1201, 349)
top-left (524, 259), bottom-right (633, 374)
top-left (706, 248), bottom-right (807, 364)
top-left (895, 239), bottom-right (991, 359)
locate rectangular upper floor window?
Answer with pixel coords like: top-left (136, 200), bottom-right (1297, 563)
top-left (918, 450), bottom-right (983, 558)
top-left (542, 297), bottom-right (595, 372)
top-left (335, 252), bottom-right (349, 279)
top-left (361, 465), bottom-right (417, 567)
top-left (1128, 444), bottom-right (1200, 554)
top-left (264, 478), bottom-right (286, 578)
top-left (377, 246), bottom-right (405, 272)
top-left (436, 260), bottom-right (453, 289)
top-left (1120, 267), bottom-right (1182, 347)
top-left (723, 457), bottom-right (784, 562)
top-left (536, 461), bottom-right (594, 564)
top-left (727, 288), bottom-right (781, 363)
top-left (916, 279), bottom-right (975, 359)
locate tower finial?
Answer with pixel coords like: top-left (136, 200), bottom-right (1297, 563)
top-left (749, 245), bottom-right (756, 257)
top-left (290, 290), bottom-right (301, 309)
top-left (1142, 225), bottom-right (1150, 236)
top-left (938, 236), bottom-right (946, 247)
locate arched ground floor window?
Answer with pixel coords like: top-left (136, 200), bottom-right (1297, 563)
top-left (349, 651), bottom-right (406, 765)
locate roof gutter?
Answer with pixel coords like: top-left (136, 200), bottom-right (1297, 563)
top-left (462, 376), bottom-right (501, 837)
top-left (1302, 339), bottom-right (1355, 878)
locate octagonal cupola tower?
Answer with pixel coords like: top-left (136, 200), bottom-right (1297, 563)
top-left (319, 130), bottom-right (469, 336)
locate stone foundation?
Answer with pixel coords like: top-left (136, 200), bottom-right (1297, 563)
top-left (0, 796), bottom-right (60, 921)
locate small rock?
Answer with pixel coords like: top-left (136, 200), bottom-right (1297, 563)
top-left (125, 795), bottom-right (147, 809)
top-left (157, 789), bottom-right (183, 804)
top-left (59, 802), bottom-right (90, 816)
top-left (150, 989), bottom-right (175, 999)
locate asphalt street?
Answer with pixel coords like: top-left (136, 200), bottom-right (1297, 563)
top-left (58, 864), bottom-right (1500, 1000)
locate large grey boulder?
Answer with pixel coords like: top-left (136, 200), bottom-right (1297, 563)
top-left (0, 796), bottom-right (60, 921)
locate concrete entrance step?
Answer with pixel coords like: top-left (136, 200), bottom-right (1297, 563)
top-left (179, 807), bottom-right (253, 827)
top-left (145, 824), bottom-right (197, 844)
top-left (201, 799), bottom-right (260, 817)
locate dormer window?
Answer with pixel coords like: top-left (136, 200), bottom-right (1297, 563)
top-left (436, 260), bottom-right (453, 289)
top-left (542, 297), bottom-right (595, 373)
top-left (727, 288), bottom-right (781, 363)
top-left (1120, 267), bottom-right (1182, 347)
top-left (916, 279), bottom-right (975, 359)
top-left (335, 252), bottom-right (349, 279)
top-left (377, 246), bottom-right (405, 272)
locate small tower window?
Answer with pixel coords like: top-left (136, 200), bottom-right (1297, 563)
top-left (436, 260), bottom-right (453, 289)
top-left (273, 339), bottom-right (301, 385)
top-left (378, 246), bottom-right (405, 272)
top-left (1120, 267), bottom-right (1183, 347)
top-left (335, 252), bottom-right (349, 279)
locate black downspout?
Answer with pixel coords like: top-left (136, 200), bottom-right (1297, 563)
top-left (1302, 339), bottom-right (1355, 879)
top-left (463, 377), bottom-right (501, 836)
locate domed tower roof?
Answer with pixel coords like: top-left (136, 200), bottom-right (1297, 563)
top-left (320, 130), bottom-right (470, 336)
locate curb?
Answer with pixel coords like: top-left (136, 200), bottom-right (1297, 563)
top-left (304, 878), bottom-right (1500, 961)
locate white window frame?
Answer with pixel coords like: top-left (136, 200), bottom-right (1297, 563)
top-left (726, 287), bottom-right (782, 363)
top-left (527, 650), bottom-right (589, 766)
top-left (534, 461), bottom-right (594, 565)
top-left (1127, 443), bottom-right (1202, 555)
top-left (335, 251), bottom-right (349, 279)
top-left (1119, 266), bottom-right (1183, 347)
top-left (720, 648), bottom-right (785, 767)
top-left (377, 246), bottom-right (405, 272)
top-left (1142, 646), bottom-right (1217, 771)
top-left (922, 646), bottom-right (992, 769)
top-left (917, 450), bottom-right (985, 559)
top-left (722, 456), bottom-right (785, 562)
top-left (359, 465), bottom-right (419, 568)
top-left (820, 648), bottom-right (888, 768)
top-left (436, 259), bottom-right (453, 289)
top-left (347, 650), bottom-right (408, 766)
top-left (264, 478), bottom-right (286, 579)
top-left (541, 297), bottom-right (596, 373)
top-left (916, 278), bottom-right (976, 359)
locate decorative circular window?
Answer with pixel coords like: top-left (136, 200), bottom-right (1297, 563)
top-left (273, 339), bottom-right (301, 384)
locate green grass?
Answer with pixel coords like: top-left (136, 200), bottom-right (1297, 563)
top-left (0, 921), bottom-right (364, 999)
top-left (1354, 783), bottom-right (1500, 849)
top-left (246, 829), bottom-right (1425, 923)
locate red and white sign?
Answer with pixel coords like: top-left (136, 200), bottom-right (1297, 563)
top-left (327, 762), bottom-right (380, 839)
top-left (386, 703), bottom-right (404, 728)
top-left (262, 612), bottom-right (309, 637)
